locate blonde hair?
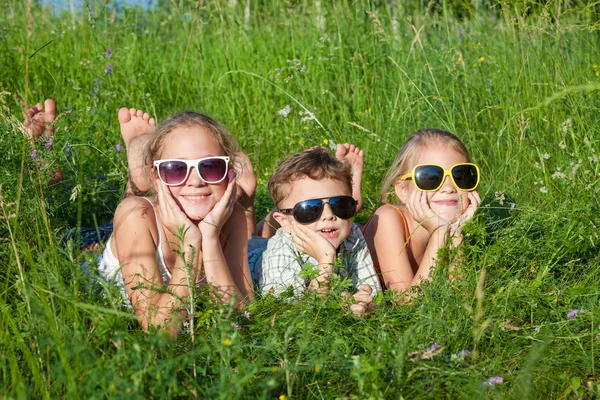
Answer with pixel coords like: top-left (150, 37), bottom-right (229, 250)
top-left (380, 128), bottom-right (471, 203)
top-left (268, 147), bottom-right (352, 207)
top-left (145, 111), bottom-right (240, 190)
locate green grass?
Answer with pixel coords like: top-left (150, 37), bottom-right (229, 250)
top-left (1, 0), bottom-right (600, 397)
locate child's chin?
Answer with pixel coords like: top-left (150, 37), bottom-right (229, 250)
top-left (183, 207), bottom-right (210, 222)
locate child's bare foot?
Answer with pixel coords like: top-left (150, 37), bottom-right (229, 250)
top-left (24, 99), bottom-right (56, 140)
top-left (234, 152), bottom-right (257, 238)
top-left (336, 143), bottom-right (364, 212)
top-left (118, 107), bottom-right (156, 196)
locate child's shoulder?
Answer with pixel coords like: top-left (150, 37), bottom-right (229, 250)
top-left (113, 196), bottom-right (156, 224)
top-left (374, 203), bottom-right (406, 217)
top-left (364, 204), bottom-right (409, 237)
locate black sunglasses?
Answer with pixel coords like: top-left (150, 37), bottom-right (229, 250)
top-left (400, 163), bottom-right (480, 192)
top-left (279, 196), bottom-right (357, 224)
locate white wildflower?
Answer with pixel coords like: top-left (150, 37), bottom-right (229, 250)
top-left (284, 75), bottom-right (293, 83)
top-left (588, 154), bottom-right (599, 163)
top-left (328, 139), bottom-right (337, 151)
top-left (551, 169), bottom-right (567, 179)
top-left (561, 119), bottom-right (572, 133)
top-left (543, 153), bottom-right (550, 160)
top-left (534, 162), bottom-right (541, 169)
top-left (584, 136), bottom-right (591, 146)
top-left (494, 191), bottom-right (506, 205)
top-left (300, 109), bottom-right (316, 122)
top-left (559, 140), bottom-right (566, 149)
top-left (277, 105), bottom-right (292, 118)
top-left (540, 186), bottom-right (548, 194)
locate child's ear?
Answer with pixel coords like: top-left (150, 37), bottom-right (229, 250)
top-left (273, 212), bottom-right (292, 234)
top-left (394, 179), bottom-right (409, 204)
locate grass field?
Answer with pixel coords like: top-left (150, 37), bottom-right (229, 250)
top-left (1, 0), bottom-right (600, 397)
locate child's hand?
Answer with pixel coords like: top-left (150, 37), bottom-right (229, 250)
top-left (451, 190), bottom-right (481, 232)
top-left (348, 284), bottom-right (376, 317)
top-left (289, 222), bottom-right (337, 265)
top-left (156, 179), bottom-right (202, 245)
top-left (199, 170), bottom-right (237, 239)
top-left (406, 191), bottom-right (451, 234)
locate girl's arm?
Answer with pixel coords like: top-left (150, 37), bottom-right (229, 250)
top-left (199, 171), bottom-right (246, 308)
top-left (363, 205), bottom-right (416, 292)
top-left (113, 197), bottom-right (201, 336)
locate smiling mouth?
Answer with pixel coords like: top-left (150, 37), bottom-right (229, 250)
top-left (433, 200), bottom-right (458, 206)
top-left (319, 228), bottom-right (339, 238)
top-left (183, 194), bottom-right (210, 202)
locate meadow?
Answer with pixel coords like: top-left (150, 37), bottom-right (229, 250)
top-left (1, 0), bottom-right (600, 397)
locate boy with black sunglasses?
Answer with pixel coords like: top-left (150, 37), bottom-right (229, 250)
top-left (250, 147), bottom-right (381, 316)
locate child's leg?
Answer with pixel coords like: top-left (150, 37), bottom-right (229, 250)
top-left (234, 152), bottom-right (257, 239)
top-left (118, 107), bottom-right (156, 197)
top-left (335, 143), bottom-right (364, 212)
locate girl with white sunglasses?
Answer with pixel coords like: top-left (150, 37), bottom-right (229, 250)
top-left (363, 129), bottom-right (481, 295)
top-left (99, 109), bottom-right (253, 335)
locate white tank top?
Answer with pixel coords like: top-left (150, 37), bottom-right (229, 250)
top-left (97, 197), bottom-right (171, 307)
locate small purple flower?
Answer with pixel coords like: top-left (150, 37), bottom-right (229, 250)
top-left (244, 311), bottom-right (250, 319)
top-left (106, 48), bottom-right (112, 58)
top-left (425, 342), bottom-right (440, 353)
top-left (509, 203), bottom-right (516, 214)
top-left (482, 376), bottom-right (503, 386)
top-left (45, 136), bottom-right (53, 149)
top-left (65, 143), bottom-right (72, 156)
top-left (92, 78), bottom-right (99, 97)
top-left (115, 143), bottom-right (122, 152)
top-left (567, 309), bottom-right (584, 319)
top-left (31, 149), bottom-right (37, 159)
top-left (418, 304), bottom-right (424, 309)
top-left (458, 349), bottom-right (471, 358)
top-left (105, 64), bottom-right (113, 76)
top-left (232, 323), bottom-right (240, 330)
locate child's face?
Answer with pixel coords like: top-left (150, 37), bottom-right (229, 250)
top-left (396, 142), bottom-right (471, 222)
top-left (157, 126), bottom-right (228, 221)
top-left (275, 177), bottom-right (353, 250)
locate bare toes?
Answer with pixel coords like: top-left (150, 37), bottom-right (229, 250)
top-left (118, 107), bottom-right (132, 124)
top-left (44, 99), bottom-right (56, 122)
top-left (136, 109), bottom-right (143, 118)
top-left (142, 112), bottom-right (150, 120)
top-left (149, 118), bottom-right (156, 126)
top-left (129, 108), bottom-right (137, 117)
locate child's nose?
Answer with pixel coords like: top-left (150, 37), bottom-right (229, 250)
top-left (187, 167), bottom-right (207, 186)
top-left (321, 203), bottom-right (336, 220)
top-left (438, 175), bottom-right (456, 193)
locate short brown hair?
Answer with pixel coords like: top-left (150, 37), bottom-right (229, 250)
top-left (268, 147), bottom-right (352, 207)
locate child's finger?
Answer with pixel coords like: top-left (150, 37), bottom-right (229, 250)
top-left (350, 303), bottom-right (367, 317)
top-left (353, 293), bottom-right (373, 304)
top-left (357, 284), bottom-right (372, 294)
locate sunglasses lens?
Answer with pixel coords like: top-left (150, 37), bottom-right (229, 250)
top-left (414, 165), bottom-right (444, 191)
top-left (293, 200), bottom-right (324, 224)
top-left (452, 164), bottom-right (478, 190)
top-left (158, 161), bottom-right (188, 185)
top-left (329, 196), bottom-right (357, 219)
top-left (198, 158), bottom-right (228, 183)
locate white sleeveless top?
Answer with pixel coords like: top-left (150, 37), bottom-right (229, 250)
top-left (97, 197), bottom-right (171, 307)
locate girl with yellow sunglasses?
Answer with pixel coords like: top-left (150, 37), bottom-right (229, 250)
top-left (363, 129), bottom-right (481, 295)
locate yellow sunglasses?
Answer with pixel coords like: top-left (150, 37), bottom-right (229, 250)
top-left (399, 163), bottom-right (480, 192)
